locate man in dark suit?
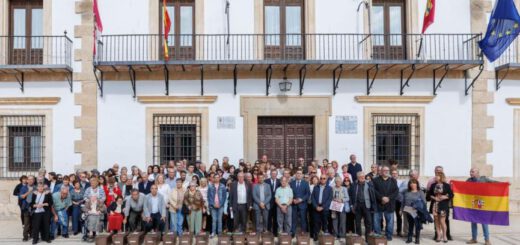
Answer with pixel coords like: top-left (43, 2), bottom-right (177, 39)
top-left (229, 172), bottom-right (253, 232)
top-left (311, 175), bottom-right (333, 241)
top-left (264, 169), bottom-right (281, 235)
top-left (138, 172), bottom-right (154, 195)
top-left (290, 168), bottom-right (310, 236)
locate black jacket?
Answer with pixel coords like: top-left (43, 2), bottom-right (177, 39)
top-left (427, 182), bottom-right (453, 213)
top-left (349, 181), bottom-right (377, 211)
top-left (29, 191), bottom-right (53, 214)
top-left (372, 177), bottom-right (399, 212)
top-left (229, 181), bottom-right (253, 211)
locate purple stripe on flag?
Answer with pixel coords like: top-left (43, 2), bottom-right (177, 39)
top-left (453, 207), bottom-right (509, 226)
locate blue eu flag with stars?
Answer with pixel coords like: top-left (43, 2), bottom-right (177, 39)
top-left (479, 0), bottom-right (520, 62)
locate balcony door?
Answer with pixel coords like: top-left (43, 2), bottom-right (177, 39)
top-left (161, 0), bottom-right (195, 60)
top-left (371, 0), bottom-right (406, 60)
top-left (9, 0), bottom-right (43, 65)
top-left (264, 0), bottom-right (305, 60)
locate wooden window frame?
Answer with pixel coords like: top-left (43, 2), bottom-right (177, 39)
top-left (159, 0), bottom-right (195, 60)
top-left (263, 0), bottom-right (305, 60)
top-left (372, 0), bottom-right (407, 60)
top-left (8, 0), bottom-right (43, 65)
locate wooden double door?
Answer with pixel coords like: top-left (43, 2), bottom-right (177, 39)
top-left (257, 116), bottom-right (314, 166)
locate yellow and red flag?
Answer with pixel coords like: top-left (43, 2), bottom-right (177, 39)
top-left (162, 0), bottom-right (172, 60)
top-left (422, 0), bottom-right (435, 33)
top-left (93, 0), bottom-right (103, 56)
top-left (451, 180), bottom-right (509, 226)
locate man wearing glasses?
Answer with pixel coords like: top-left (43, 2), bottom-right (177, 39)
top-left (311, 175), bottom-right (332, 241)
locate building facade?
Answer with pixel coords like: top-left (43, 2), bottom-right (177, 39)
top-left (0, 0), bottom-right (519, 217)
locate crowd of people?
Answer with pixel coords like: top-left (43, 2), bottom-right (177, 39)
top-left (13, 154), bottom-right (497, 245)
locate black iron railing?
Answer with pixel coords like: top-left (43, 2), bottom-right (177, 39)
top-left (0, 35), bottom-right (73, 68)
top-left (95, 33), bottom-right (482, 64)
top-left (495, 38), bottom-right (519, 67)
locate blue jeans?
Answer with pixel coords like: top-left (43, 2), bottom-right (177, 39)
top-left (71, 204), bottom-right (82, 234)
top-left (51, 209), bottom-right (69, 236)
top-left (471, 223), bottom-right (489, 241)
top-left (374, 211), bottom-right (394, 240)
top-left (169, 210), bottom-right (184, 235)
top-left (211, 207), bottom-right (224, 235)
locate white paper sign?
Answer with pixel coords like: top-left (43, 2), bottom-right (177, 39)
top-left (335, 116), bottom-right (357, 134)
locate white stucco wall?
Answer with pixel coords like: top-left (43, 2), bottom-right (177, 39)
top-left (0, 82), bottom-right (81, 174)
top-left (97, 77), bottom-right (472, 178)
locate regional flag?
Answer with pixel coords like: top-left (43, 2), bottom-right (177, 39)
top-left (479, 0), bottom-right (520, 62)
top-left (93, 0), bottom-right (103, 56)
top-left (451, 180), bottom-right (509, 226)
top-left (421, 0), bottom-right (435, 33)
top-left (162, 0), bottom-right (172, 60)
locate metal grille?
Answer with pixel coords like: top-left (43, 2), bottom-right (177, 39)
top-left (153, 114), bottom-right (201, 165)
top-left (371, 114), bottom-right (419, 175)
top-left (0, 115), bottom-right (45, 179)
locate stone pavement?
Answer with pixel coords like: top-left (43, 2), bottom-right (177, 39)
top-left (0, 215), bottom-right (519, 245)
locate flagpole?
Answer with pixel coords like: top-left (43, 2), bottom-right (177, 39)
top-left (417, 34), bottom-right (424, 59)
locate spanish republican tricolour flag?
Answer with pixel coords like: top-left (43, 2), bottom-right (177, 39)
top-left (451, 180), bottom-right (509, 226)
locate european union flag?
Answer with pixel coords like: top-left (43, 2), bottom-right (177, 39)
top-left (479, 0), bottom-right (520, 62)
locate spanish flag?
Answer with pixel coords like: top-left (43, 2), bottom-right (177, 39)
top-left (162, 0), bottom-right (172, 60)
top-left (451, 180), bottom-right (509, 226)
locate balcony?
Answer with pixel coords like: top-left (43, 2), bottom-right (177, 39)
top-left (93, 33), bottom-right (483, 96)
top-left (0, 35), bottom-right (73, 91)
top-left (495, 39), bottom-right (520, 90)
top-left (95, 33), bottom-right (482, 70)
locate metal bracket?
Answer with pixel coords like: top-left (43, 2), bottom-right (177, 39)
top-left (233, 65), bottom-right (238, 95)
top-left (128, 66), bottom-right (137, 98)
top-left (266, 65), bottom-right (273, 96)
top-left (66, 71), bottom-right (73, 93)
top-left (164, 65), bottom-right (169, 95)
top-left (400, 64), bottom-right (416, 95)
top-left (93, 67), bottom-right (104, 97)
top-left (332, 65), bottom-right (343, 95)
top-left (465, 64), bottom-right (484, 96)
top-left (299, 65), bottom-right (307, 96)
top-left (14, 72), bottom-right (24, 92)
top-left (200, 65), bottom-right (204, 96)
top-left (495, 67), bottom-right (510, 91)
top-left (433, 65), bottom-right (449, 95)
top-left (366, 64), bottom-right (379, 95)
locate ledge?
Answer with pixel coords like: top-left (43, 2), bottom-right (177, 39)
top-left (137, 96), bottom-right (217, 104)
top-left (507, 98), bottom-right (520, 106)
top-left (355, 96), bottom-right (434, 104)
top-left (0, 97), bottom-right (61, 105)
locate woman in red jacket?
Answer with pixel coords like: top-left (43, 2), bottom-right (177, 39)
top-left (103, 176), bottom-right (121, 207)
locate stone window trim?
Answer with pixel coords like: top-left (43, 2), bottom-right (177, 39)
top-left (363, 106), bottom-right (424, 176)
top-left (513, 109), bottom-right (520, 186)
top-left (146, 107), bottom-right (209, 165)
top-left (0, 109), bottom-right (53, 178)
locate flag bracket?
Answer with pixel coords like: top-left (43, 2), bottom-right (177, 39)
top-left (299, 64), bottom-right (307, 96)
top-left (366, 64), bottom-right (379, 95)
top-left (128, 65), bottom-right (137, 98)
top-left (266, 65), bottom-right (273, 96)
top-left (200, 65), bottom-right (204, 96)
top-left (495, 67), bottom-right (510, 91)
top-left (164, 65), bottom-right (169, 96)
top-left (465, 64), bottom-right (484, 96)
top-left (233, 65), bottom-right (238, 95)
top-left (400, 64), bottom-right (416, 95)
top-left (93, 67), bottom-right (104, 97)
top-left (14, 71), bottom-right (24, 93)
top-left (332, 65), bottom-right (342, 95)
top-left (433, 64), bottom-right (449, 95)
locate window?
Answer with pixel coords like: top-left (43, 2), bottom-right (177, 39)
top-left (371, 0), bottom-right (406, 60)
top-left (153, 114), bottom-right (201, 165)
top-left (371, 114), bottom-right (419, 175)
top-left (160, 0), bottom-right (195, 60)
top-left (9, 0), bottom-right (43, 64)
top-left (0, 115), bottom-right (45, 178)
top-left (264, 0), bottom-right (305, 59)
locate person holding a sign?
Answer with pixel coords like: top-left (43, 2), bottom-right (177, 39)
top-left (466, 167), bottom-right (497, 245)
top-left (330, 177), bottom-right (350, 239)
